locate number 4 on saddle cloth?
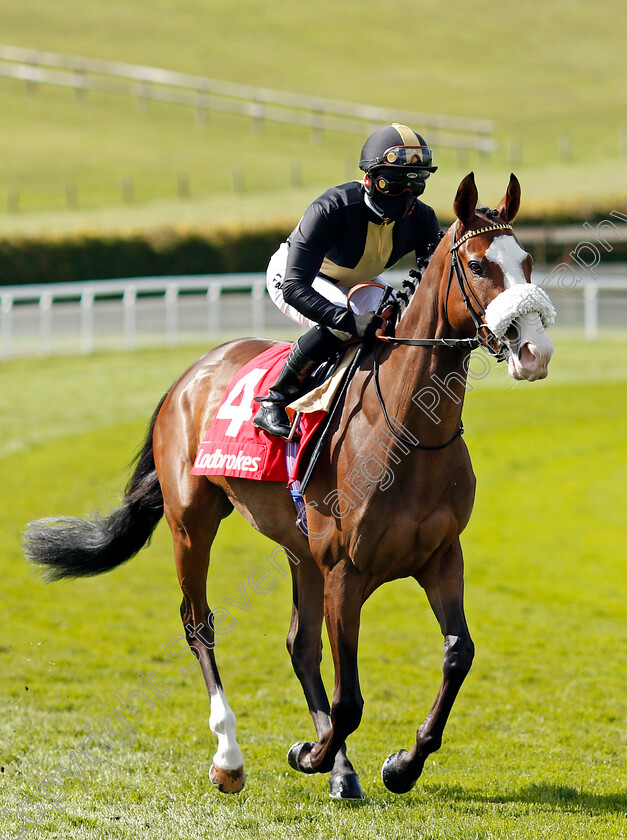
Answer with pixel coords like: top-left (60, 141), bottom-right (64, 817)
top-left (191, 342), bottom-right (359, 530)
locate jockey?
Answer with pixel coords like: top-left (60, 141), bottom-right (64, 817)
top-left (253, 123), bottom-right (442, 438)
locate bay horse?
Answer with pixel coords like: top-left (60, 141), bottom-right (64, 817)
top-left (24, 173), bottom-right (555, 800)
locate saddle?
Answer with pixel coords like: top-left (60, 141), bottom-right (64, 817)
top-left (288, 281), bottom-right (400, 426)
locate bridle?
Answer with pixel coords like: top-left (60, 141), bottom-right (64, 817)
top-left (446, 221), bottom-right (514, 362)
top-left (378, 220), bottom-right (515, 361)
top-left (372, 220), bottom-right (515, 449)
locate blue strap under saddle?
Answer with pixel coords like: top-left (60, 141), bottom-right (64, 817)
top-left (285, 419), bottom-right (308, 535)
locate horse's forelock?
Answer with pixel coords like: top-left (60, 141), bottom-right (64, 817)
top-left (476, 205), bottom-right (501, 220)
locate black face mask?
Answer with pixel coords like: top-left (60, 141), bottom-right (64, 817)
top-left (370, 191), bottom-right (414, 222)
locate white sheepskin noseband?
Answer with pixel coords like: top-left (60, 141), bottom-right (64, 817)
top-left (484, 283), bottom-right (556, 339)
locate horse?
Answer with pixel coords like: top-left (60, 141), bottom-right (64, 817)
top-left (24, 172), bottom-right (555, 800)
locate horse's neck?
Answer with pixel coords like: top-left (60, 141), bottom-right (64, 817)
top-left (379, 238), bottom-right (470, 442)
top-left (397, 251), bottom-right (446, 340)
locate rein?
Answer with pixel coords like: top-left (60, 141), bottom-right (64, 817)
top-left (372, 339), bottom-right (465, 450)
top-left (377, 335), bottom-right (479, 348)
top-left (372, 221), bottom-right (513, 449)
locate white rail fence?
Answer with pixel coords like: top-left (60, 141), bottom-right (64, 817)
top-left (0, 45), bottom-right (496, 152)
top-left (0, 274), bottom-right (268, 358)
top-left (0, 271), bottom-right (625, 360)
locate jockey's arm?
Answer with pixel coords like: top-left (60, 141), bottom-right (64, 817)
top-left (282, 202), bottom-right (357, 333)
top-left (282, 275), bottom-right (356, 332)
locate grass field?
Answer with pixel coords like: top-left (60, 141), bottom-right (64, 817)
top-left (1, 0), bottom-right (625, 231)
top-left (0, 336), bottom-right (626, 838)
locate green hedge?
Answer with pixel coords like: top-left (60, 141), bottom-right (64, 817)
top-left (0, 225), bottom-right (292, 286)
top-left (0, 219), bottom-right (625, 287)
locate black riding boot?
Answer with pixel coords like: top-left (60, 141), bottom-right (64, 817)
top-left (253, 326), bottom-right (344, 438)
top-left (252, 343), bottom-right (318, 438)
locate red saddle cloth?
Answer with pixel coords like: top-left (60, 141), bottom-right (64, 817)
top-left (190, 343), bottom-right (326, 483)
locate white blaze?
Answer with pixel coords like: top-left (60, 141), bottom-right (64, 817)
top-left (484, 236), bottom-right (528, 288)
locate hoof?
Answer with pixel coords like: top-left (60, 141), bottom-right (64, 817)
top-left (381, 751), bottom-right (416, 795)
top-left (287, 741), bottom-right (316, 774)
top-left (329, 772), bottom-right (365, 800)
top-left (209, 763), bottom-right (246, 794)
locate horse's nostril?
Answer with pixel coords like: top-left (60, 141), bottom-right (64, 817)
top-left (519, 342), bottom-right (538, 370)
top-left (505, 322), bottom-right (521, 344)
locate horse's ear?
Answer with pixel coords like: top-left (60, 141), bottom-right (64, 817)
top-left (496, 173), bottom-right (521, 223)
top-left (454, 172), bottom-right (478, 226)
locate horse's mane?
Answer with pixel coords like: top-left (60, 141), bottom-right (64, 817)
top-left (396, 230), bottom-right (444, 312)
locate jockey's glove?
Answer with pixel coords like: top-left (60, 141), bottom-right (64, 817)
top-left (343, 310), bottom-right (384, 341)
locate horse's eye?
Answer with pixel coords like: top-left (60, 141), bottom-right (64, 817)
top-left (468, 260), bottom-right (484, 275)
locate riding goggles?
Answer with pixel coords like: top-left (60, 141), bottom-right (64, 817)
top-left (374, 145), bottom-right (437, 172)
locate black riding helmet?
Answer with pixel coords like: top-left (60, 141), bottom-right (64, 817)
top-left (359, 123), bottom-right (437, 203)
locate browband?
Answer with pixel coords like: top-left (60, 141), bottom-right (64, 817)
top-left (450, 223), bottom-right (513, 251)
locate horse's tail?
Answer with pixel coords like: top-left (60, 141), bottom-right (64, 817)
top-left (23, 390), bottom-right (170, 582)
